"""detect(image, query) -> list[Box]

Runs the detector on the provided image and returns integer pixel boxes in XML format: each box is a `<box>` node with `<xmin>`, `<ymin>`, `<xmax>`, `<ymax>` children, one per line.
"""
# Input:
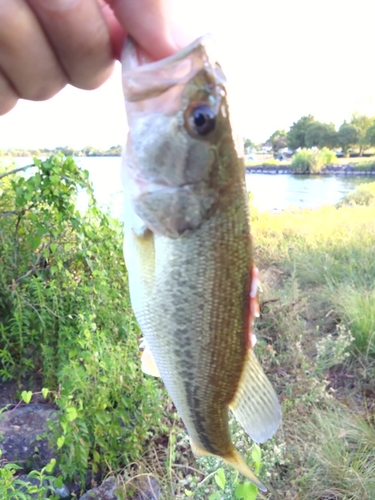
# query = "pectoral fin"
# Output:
<box><xmin>230</xmin><ymin>350</ymin><xmax>281</xmax><ymax>444</ymax></box>
<box><xmin>190</xmin><ymin>439</ymin><xmax>267</xmax><ymax>492</ymax></box>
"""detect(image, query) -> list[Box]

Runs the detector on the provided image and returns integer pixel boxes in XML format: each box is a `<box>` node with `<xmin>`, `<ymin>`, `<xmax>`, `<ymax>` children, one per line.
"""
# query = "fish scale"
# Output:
<box><xmin>121</xmin><ymin>35</ymin><xmax>281</xmax><ymax>492</ymax></box>
<box><xmin>131</xmin><ymin>192</ymin><xmax>249</xmax><ymax>456</ymax></box>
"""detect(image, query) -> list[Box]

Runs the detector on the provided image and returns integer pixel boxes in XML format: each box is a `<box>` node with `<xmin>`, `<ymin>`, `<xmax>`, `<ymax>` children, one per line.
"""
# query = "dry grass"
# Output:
<box><xmin>117</xmin><ymin>203</ymin><xmax>375</xmax><ymax>499</ymax></box>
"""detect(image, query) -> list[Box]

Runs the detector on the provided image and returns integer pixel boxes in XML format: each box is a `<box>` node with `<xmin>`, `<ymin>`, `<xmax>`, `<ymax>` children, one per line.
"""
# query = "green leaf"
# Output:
<box><xmin>54</xmin><ymin>476</ymin><xmax>64</xmax><ymax>489</ymax></box>
<box><xmin>208</xmin><ymin>494</ymin><xmax>221</xmax><ymax>500</ymax></box>
<box><xmin>44</xmin><ymin>458</ymin><xmax>56</xmax><ymax>473</ymax></box>
<box><xmin>95</xmin><ymin>412</ymin><xmax>110</xmax><ymax>426</ymax></box>
<box><xmin>66</xmin><ymin>406</ymin><xmax>78</xmax><ymax>421</ymax></box>
<box><xmin>57</xmin><ymin>436</ymin><xmax>65</xmax><ymax>449</ymax></box>
<box><xmin>41</xmin><ymin>388</ymin><xmax>49</xmax><ymax>399</ymax></box>
<box><xmin>251</xmin><ymin>444</ymin><xmax>262</xmax><ymax>466</ymax></box>
<box><xmin>214</xmin><ymin>468</ymin><xmax>226</xmax><ymax>491</ymax></box>
<box><xmin>37</xmin><ymin>225</ymin><xmax>47</xmax><ymax>236</ymax></box>
<box><xmin>235</xmin><ymin>482</ymin><xmax>258</xmax><ymax>500</ymax></box>
<box><xmin>31</xmin><ymin>235</ymin><xmax>41</xmax><ymax>250</ymax></box>
<box><xmin>21</xmin><ymin>390</ymin><xmax>33</xmax><ymax>404</ymax></box>
<box><xmin>184</xmin><ymin>489</ymin><xmax>194</xmax><ymax>497</ymax></box>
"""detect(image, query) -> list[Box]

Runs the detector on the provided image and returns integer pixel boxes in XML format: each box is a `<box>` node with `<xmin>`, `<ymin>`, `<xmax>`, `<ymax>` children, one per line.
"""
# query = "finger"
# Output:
<box><xmin>111</xmin><ymin>0</ymin><xmax>183</xmax><ymax>60</ymax></box>
<box><xmin>27</xmin><ymin>0</ymin><xmax>114</xmax><ymax>90</ymax></box>
<box><xmin>0</xmin><ymin>71</ymin><xmax>18</xmax><ymax>116</ymax></box>
<box><xmin>100</xmin><ymin>0</ymin><xmax>127</xmax><ymax>60</ymax></box>
<box><xmin>0</xmin><ymin>0</ymin><xmax>67</xmax><ymax>101</ymax></box>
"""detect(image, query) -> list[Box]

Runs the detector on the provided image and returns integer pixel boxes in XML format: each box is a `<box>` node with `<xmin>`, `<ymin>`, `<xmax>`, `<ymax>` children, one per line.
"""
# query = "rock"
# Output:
<box><xmin>131</xmin><ymin>476</ymin><xmax>160</xmax><ymax>500</ymax></box>
<box><xmin>78</xmin><ymin>475</ymin><xmax>161</xmax><ymax>500</ymax></box>
<box><xmin>79</xmin><ymin>477</ymin><xmax>118</xmax><ymax>500</ymax></box>
<box><xmin>53</xmin><ymin>481</ymin><xmax>71</xmax><ymax>498</ymax></box>
<box><xmin>0</xmin><ymin>404</ymin><xmax>59</xmax><ymax>470</ymax></box>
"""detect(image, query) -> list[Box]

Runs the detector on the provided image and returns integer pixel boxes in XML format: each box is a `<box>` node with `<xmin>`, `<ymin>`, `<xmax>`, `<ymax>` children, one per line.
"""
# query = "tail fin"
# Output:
<box><xmin>222</xmin><ymin>448</ymin><xmax>267</xmax><ymax>492</ymax></box>
<box><xmin>191</xmin><ymin>440</ymin><xmax>267</xmax><ymax>493</ymax></box>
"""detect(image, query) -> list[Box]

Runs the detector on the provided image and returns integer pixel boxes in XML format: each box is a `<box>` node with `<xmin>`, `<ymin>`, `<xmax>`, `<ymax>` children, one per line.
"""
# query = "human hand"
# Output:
<box><xmin>0</xmin><ymin>0</ymin><xmax>185</xmax><ymax>115</ymax></box>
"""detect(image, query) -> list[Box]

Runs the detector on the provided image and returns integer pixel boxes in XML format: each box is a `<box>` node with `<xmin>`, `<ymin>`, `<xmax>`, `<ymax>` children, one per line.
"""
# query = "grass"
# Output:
<box><xmin>336</xmin><ymin>155</ymin><xmax>375</xmax><ymax>167</ymax></box>
<box><xmin>294</xmin><ymin>405</ymin><xmax>375</xmax><ymax>499</ymax></box>
<box><xmin>119</xmin><ymin>201</ymin><xmax>375</xmax><ymax>499</ymax></box>
<box><xmin>2</xmin><ymin>162</ymin><xmax>375</xmax><ymax>499</ymax></box>
<box><xmin>248</xmin><ymin>202</ymin><xmax>375</xmax><ymax>498</ymax></box>
<box><xmin>246</xmin><ymin>158</ymin><xmax>290</xmax><ymax>168</ymax></box>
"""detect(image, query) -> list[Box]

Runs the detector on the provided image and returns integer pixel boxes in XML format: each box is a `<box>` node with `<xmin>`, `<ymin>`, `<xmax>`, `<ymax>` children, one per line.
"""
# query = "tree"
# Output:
<box><xmin>337</xmin><ymin>122</ymin><xmax>360</xmax><ymax>155</ymax></box>
<box><xmin>107</xmin><ymin>145</ymin><xmax>122</xmax><ymax>156</ymax></box>
<box><xmin>56</xmin><ymin>146</ymin><xmax>77</xmax><ymax>156</ymax></box>
<box><xmin>287</xmin><ymin>115</ymin><xmax>316</xmax><ymax>150</ymax></box>
<box><xmin>350</xmin><ymin>113</ymin><xmax>375</xmax><ymax>155</ymax></box>
<box><xmin>268</xmin><ymin>130</ymin><xmax>288</xmax><ymax>153</ymax></box>
<box><xmin>305</xmin><ymin>122</ymin><xmax>338</xmax><ymax>149</ymax></box>
<box><xmin>365</xmin><ymin>123</ymin><xmax>375</xmax><ymax>147</ymax></box>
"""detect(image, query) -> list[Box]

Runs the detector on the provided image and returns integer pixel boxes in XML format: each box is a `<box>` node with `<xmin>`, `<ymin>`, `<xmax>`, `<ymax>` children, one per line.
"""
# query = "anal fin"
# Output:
<box><xmin>229</xmin><ymin>350</ymin><xmax>281</xmax><ymax>444</ymax></box>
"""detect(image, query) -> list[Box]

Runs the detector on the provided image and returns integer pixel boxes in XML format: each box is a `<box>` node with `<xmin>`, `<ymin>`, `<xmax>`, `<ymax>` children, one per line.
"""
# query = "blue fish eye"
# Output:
<box><xmin>189</xmin><ymin>104</ymin><xmax>216</xmax><ymax>136</ymax></box>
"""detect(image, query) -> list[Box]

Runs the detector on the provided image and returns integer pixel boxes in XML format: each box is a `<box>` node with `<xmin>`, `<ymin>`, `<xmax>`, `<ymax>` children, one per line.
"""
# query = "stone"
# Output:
<box><xmin>54</xmin><ymin>482</ymin><xmax>71</xmax><ymax>498</ymax></box>
<box><xmin>0</xmin><ymin>404</ymin><xmax>59</xmax><ymax>470</ymax></box>
<box><xmin>79</xmin><ymin>477</ymin><xmax>118</xmax><ymax>500</ymax></box>
<box><xmin>131</xmin><ymin>476</ymin><xmax>160</xmax><ymax>500</ymax></box>
<box><xmin>78</xmin><ymin>475</ymin><xmax>161</xmax><ymax>500</ymax></box>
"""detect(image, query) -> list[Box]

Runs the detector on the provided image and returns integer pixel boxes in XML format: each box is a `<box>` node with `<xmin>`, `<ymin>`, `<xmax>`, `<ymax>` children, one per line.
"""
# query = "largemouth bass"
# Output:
<box><xmin>121</xmin><ymin>35</ymin><xmax>281</xmax><ymax>492</ymax></box>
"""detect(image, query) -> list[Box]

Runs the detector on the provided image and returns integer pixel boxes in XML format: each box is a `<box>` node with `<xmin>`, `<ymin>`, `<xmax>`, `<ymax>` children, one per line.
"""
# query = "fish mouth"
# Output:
<box><xmin>122</xmin><ymin>34</ymin><xmax>221</xmax><ymax>102</ymax></box>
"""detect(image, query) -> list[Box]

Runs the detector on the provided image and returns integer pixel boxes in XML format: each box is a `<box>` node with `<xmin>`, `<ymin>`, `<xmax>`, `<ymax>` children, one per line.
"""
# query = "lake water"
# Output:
<box><xmin>5</xmin><ymin>156</ymin><xmax>375</xmax><ymax>219</ymax></box>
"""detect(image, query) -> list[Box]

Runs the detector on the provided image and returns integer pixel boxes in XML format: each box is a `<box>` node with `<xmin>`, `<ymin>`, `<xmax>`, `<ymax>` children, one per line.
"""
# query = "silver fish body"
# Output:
<box><xmin>121</xmin><ymin>35</ymin><xmax>281</xmax><ymax>492</ymax></box>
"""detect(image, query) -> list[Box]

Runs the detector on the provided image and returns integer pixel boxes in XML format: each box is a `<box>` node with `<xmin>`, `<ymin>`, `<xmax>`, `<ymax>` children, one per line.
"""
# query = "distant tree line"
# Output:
<box><xmin>245</xmin><ymin>113</ymin><xmax>375</xmax><ymax>157</ymax></box>
<box><xmin>1</xmin><ymin>145</ymin><xmax>122</xmax><ymax>157</ymax></box>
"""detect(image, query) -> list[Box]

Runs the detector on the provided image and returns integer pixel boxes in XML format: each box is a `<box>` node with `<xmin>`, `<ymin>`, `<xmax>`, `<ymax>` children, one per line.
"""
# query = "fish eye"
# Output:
<box><xmin>188</xmin><ymin>104</ymin><xmax>216</xmax><ymax>136</ymax></box>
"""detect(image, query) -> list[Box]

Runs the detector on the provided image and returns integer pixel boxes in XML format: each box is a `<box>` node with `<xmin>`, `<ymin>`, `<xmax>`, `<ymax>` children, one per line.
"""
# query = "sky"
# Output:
<box><xmin>1</xmin><ymin>0</ymin><xmax>375</xmax><ymax>149</ymax></box>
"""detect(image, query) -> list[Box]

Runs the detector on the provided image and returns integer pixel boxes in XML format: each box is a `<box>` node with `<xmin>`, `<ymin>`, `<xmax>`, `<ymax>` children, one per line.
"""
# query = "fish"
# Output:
<box><xmin>121</xmin><ymin>34</ymin><xmax>281</xmax><ymax>493</ymax></box>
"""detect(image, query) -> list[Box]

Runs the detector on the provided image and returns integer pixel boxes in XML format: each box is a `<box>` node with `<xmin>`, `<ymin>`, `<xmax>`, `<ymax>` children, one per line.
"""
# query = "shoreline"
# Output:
<box><xmin>246</xmin><ymin>164</ymin><xmax>375</xmax><ymax>176</ymax></box>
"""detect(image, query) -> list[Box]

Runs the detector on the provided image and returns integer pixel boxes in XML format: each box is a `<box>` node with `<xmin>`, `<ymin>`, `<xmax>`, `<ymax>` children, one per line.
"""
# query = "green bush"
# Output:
<box><xmin>0</xmin><ymin>156</ymin><xmax>164</xmax><ymax>487</ymax></box>
<box><xmin>319</xmin><ymin>147</ymin><xmax>337</xmax><ymax>165</ymax></box>
<box><xmin>339</xmin><ymin>181</ymin><xmax>375</xmax><ymax>206</ymax></box>
<box><xmin>291</xmin><ymin>149</ymin><xmax>317</xmax><ymax>173</ymax></box>
<box><xmin>291</xmin><ymin>148</ymin><xmax>336</xmax><ymax>174</ymax></box>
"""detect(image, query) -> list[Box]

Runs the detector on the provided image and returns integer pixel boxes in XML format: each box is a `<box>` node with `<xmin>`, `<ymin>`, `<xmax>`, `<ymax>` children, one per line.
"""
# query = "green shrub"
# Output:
<box><xmin>339</xmin><ymin>181</ymin><xmax>375</xmax><ymax>206</ymax></box>
<box><xmin>319</xmin><ymin>147</ymin><xmax>337</xmax><ymax>165</ymax></box>
<box><xmin>0</xmin><ymin>156</ymin><xmax>164</xmax><ymax>488</ymax></box>
<box><xmin>291</xmin><ymin>149</ymin><xmax>317</xmax><ymax>173</ymax></box>
<box><xmin>291</xmin><ymin>148</ymin><xmax>337</xmax><ymax>173</ymax></box>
